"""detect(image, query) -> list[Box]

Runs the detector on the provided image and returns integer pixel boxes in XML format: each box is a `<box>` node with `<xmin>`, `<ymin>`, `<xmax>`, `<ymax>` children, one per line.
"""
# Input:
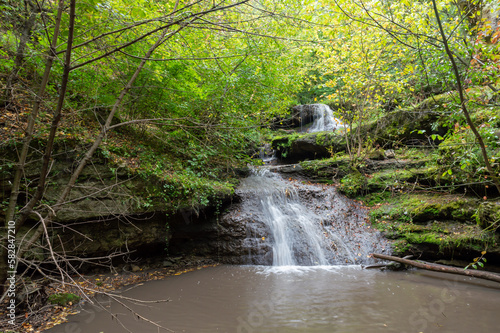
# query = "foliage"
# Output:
<box><xmin>48</xmin><ymin>293</ymin><xmax>81</xmax><ymax>307</ymax></box>
<box><xmin>465</xmin><ymin>251</ymin><xmax>487</xmax><ymax>270</ymax></box>
<box><xmin>338</xmin><ymin>168</ymin><xmax>366</xmax><ymax>197</ymax></box>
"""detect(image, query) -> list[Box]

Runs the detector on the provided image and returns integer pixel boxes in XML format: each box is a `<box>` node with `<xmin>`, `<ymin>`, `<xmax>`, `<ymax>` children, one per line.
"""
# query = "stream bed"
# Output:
<box><xmin>48</xmin><ymin>264</ymin><xmax>500</xmax><ymax>333</ymax></box>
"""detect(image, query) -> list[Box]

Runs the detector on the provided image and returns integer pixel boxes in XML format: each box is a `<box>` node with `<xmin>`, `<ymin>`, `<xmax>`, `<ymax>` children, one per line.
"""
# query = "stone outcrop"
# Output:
<box><xmin>272</xmin><ymin>132</ymin><xmax>346</xmax><ymax>162</ymax></box>
<box><xmin>0</xmin><ymin>141</ymin><xmax>237</xmax><ymax>266</ymax></box>
<box><xmin>270</xmin><ymin>104</ymin><xmax>317</xmax><ymax>130</ymax></box>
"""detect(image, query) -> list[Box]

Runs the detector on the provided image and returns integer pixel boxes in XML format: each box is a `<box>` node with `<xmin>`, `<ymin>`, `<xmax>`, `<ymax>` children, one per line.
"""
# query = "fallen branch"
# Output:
<box><xmin>371</xmin><ymin>253</ymin><xmax>500</xmax><ymax>284</ymax></box>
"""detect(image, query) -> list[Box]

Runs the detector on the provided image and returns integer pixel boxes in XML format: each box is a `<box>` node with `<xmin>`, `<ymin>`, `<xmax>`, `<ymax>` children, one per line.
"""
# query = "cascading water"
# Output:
<box><xmin>235</xmin><ymin>167</ymin><xmax>388</xmax><ymax>266</ymax></box>
<box><xmin>258</xmin><ymin>143</ymin><xmax>277</xmax><ymax>165</ymax></box>
<box><xmin>308</xmin><ymin>104</ymin><xmax>344</xmax><ymax>132</ymax></box>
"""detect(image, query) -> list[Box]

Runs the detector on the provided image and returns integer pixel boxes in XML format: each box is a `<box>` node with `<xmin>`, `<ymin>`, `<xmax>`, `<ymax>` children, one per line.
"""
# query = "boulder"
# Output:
<box><xmin>270</xmin><ymin>105</ymin><xmax>317</xmax><ymax>129</ymax></box>
<box><xmin>273</xmin><ymin>132</ymin><xmax>346</xmax><ymax>161</ymax></box>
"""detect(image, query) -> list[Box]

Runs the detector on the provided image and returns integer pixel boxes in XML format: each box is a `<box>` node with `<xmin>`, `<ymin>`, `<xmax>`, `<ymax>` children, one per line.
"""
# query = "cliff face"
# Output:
<box><xmin>0</xmin><ymin>139</ymin><xmax>239</xmax><ymax>267</ymax></box>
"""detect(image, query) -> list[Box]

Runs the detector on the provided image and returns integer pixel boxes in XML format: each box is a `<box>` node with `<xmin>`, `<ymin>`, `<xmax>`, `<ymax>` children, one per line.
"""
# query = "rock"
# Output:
<box><xmin>131</xmin><ymin>264</ymin><xmax>141</xmax><ymax>272</ymax></box>
<box><xmin>367</xmin><ymin>149</ymin><xmax>385</xmax><ymax>160</ymax></box>
<box><xmin>270</xmin><ymin>105</ymin><xmax>317</xmax><ymax>129</ymax></box>
<box><xmin>162</xmin><ymin>260</ymin><xmax>174</xmax><ymax>267</ymax></box>
<box><xmin>288</xmin><ymin>132</ymin><xmax>346</xmax><ymax>161</ymax></box>
<box><xmin>385</xmin><ymin>149</ymin><xmax>396</xmax><ymax>159</ymax></box>
<box><xmin>276</xmin><ymin>164</ymin><xmax>303</xmax><ymax>173</ymax></box>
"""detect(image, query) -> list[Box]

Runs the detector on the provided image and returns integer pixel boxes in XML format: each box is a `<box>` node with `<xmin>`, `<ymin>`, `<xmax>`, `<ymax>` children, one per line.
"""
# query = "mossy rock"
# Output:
<box><xmin>369</xmin><ymin>194</ymin><xmax>479</xmax><ymax>224</ymax></box>
<box><xmin>363</xmin><ymin>92</ymin><xmax>460</xmax><ymax>146</ymax></box>
<box><xmin>338</xmin><ymin>168</ymin><xmax>367</xmax><ymax>197</ymax></box>
<box><xmin>270</xmin><ymin>131</ymin><xmax>346</xmax><ymax>161</ymax></box>
<box><xmin>299</xmin><ymin>156</ymin><xmax>351</xmax><ymax>181</ymax></box>
<box><xmin>476</xmin><ymin>202</ymin><xmax>500</xmax><ymax>231</ymax></box>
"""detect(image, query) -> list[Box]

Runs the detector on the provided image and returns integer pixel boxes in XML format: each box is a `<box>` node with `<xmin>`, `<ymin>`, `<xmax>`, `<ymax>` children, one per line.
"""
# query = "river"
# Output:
<box><xmin>48</xmin><ymin>264</ymin><xmax>500</xmax><ymax>333</ymax></box>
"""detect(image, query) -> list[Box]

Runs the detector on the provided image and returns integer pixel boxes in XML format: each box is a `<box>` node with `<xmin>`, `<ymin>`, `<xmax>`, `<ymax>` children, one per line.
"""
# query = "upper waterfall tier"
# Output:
<box><xmin>308</xmin><ymin>104</ymin><xmax>344</xmax><ymax>132</ymax></box>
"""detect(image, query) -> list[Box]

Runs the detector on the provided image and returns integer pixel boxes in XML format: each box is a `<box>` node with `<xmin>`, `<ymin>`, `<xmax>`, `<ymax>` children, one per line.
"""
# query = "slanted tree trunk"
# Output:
<box><xmin>372</xmin><ymin>253</ymin><xmax>500</xmax><ymax>284</ymax></box>
<box><xmin>17</xmin><ymin>26</ymin><xmax>174</xmax><ymax>261</ymax></box>
<box><xmin>431</xmin><ymin>0</ymin><xmax>500</xmax><ymax>194</ymax></box>
<box><xmin>0</xmin><ymin>0</ymin><xmax>66</xmax><ymax>296</ymax></box>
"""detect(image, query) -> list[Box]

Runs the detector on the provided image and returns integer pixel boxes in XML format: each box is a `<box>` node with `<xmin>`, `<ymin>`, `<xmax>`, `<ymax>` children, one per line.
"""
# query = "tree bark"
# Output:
<box><xmin>0</xmin><ymin>0</ymin><xmax>66</xmax><ymax>296</ymax></box>
<box><xmin>372</xmin><ymin>253</ymin><xmax>500</xmax><ymax>284</ymax></box>
<box><xmin>17</xmin><ymin>22</ymin><xmax>175</xmax><ymax>262</ymax></box>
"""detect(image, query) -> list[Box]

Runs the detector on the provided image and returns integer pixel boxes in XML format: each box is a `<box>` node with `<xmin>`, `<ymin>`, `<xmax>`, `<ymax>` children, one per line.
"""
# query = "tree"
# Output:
<box><xmin>0</xmin><ymin>0</ymin><xmax>311</xmax><ymax>304</ymax></box>
<box><xmin>305</xmin><ymin>0</ymin><xmax>499</xmax><ymax>188</ymax></box>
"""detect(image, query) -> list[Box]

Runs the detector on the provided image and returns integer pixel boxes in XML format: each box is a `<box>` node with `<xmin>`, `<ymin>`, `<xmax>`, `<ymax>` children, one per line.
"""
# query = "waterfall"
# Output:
<box><xmin>308</xmin><ymin>104</ymin><xmax>344</xmax><ymax>132</ymax></box>
<box><xmin>258</xmin><ymin>143</ymin><xmax>277</xmax><ymax>165</ymax></box>
<box><xmin>236</xmin><ymin>167</ymin><xmax>388</xmax><ymax>266</ymax></box>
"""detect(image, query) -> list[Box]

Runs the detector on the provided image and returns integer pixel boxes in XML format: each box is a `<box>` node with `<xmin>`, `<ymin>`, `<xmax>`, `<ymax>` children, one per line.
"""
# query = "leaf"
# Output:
<box><xmin>478</xmin><ymin>262</ymin><xmax>484</xmax><ymax>267</ymax></box>
<box><xmin>481</xmin><ymin>251</ymin><xmax>487</xmax><ymax>255</ymax></box>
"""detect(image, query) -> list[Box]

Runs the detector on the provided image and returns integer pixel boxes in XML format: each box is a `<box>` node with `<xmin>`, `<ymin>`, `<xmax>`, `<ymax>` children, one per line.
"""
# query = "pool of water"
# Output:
<box><xmin>47</xmin><ymin>265</ymin><xmax>500</xmax><ymax>333</ymax></box>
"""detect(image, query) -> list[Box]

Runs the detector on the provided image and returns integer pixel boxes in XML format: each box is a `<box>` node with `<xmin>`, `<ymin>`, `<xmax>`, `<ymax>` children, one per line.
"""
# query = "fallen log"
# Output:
<box><xmin>371</xmin><ymin>253</ymin><xmax>500</xmax><ymax>284</ymax></box>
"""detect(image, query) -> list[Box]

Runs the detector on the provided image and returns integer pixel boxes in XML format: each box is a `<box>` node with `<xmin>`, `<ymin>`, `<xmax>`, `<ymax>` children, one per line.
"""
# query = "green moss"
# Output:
<box><xmin>370</xmin><ymin>193</ymin><xmax>496</xmax><ymax>255</ymax></box>
<box><xmin>369</xmin><ymin>194</ymin><xmax>478</xmax><ymax>225</ymax></box>
<box><xmin>392</xmin><ymin>239</ymin><xmax>411</xmax><ymax>255</ymax></box>
<box><xmin>338</xmin><ymin>168</ymin><xmax>367</xmax><ymax>197</ymax></box>
<box><xmin>476</xmin><ymin>202</ymin><xmax>500</xmax><ymax>231</ymax></box>
<box><xmin>48</xmin><ymin>293</ymin><xmax>81</xmax><ymax>306</ymax></box>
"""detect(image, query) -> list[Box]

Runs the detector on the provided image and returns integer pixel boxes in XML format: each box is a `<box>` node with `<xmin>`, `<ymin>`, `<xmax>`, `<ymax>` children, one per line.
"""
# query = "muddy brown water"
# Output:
<box><xmin>47</xmin><ymin>265</ymin><xmax>500</xmax><ymax>333</ymax></box>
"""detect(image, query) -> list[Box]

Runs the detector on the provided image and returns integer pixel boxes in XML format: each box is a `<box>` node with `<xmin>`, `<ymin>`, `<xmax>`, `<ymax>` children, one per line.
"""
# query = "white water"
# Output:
<box><xmin>308</xmin><ymin>104</ymin><xmax>344</xmax><ymax>132</ymax></box>
<box><xmin>237</xmin><ymin>167</ymin><xmax>388</xmax><ymax>266</ymax></box>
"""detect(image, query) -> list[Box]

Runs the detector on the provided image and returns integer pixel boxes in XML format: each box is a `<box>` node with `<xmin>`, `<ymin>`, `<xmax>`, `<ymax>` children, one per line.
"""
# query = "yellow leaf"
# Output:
<box><xmin>481</xmin><ymin>251</ymin><xmax>487</xmax><ymax>255</ymax></box>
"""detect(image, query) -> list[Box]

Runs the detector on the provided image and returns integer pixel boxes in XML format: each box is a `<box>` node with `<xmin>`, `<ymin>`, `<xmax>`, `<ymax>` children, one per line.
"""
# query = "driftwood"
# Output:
<box><xmin>371</xmin><ymin>253</ymin><xmax>500</xmax><ymax>284</ymax></box>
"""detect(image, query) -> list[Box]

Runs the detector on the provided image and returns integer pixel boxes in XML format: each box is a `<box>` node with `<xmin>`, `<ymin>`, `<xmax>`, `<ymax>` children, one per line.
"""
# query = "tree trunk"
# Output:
<box><xmin>2</xmin><ymin>0</ymin><xmax>37</xmax><ymax>107</ymax></box>
<box><xmin>431</xmin><ymin>0</ymin><xmax>500</xmax><ymax>194</ymax></box>
<box><xmin>17</xmin><ymin>28</ymin><xmax>173</xmax><ymax>261</ymax></box>
<box><xmin>0</xmin><ymin>0</ymin><xmax>66</xmax><ymax>297</ymax></box>
<box><xmin>372</xmin><ymin>253</ymin><xmax>500</xmax><ymax>284</ymax></box>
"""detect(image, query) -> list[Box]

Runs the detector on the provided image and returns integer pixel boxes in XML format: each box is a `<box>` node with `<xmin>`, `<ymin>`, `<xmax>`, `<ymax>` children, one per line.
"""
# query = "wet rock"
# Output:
<box><xmin>270</xmin><ymin>105</ymin><xmax>317</xmax><ymax>129</ymax></box>
<box><xmin>276</xmin><ymin>164</ymin><xmax>303</xmax><ymax>174</ymax></box>
<box><xmin>162</xmin><ymin>260</ymin><xmax>174</xmax><ymax>267</ymax></box>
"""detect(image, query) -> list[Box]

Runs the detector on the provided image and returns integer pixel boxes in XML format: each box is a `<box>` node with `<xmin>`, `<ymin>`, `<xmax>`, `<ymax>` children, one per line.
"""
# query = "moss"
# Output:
<box><xmin>270</xmin><ymin>132</ymin><xmax>302</xmax><ymax>158</ymax></box>
<box><xmin>476</xmin><ymin>202</ymin><xmax>500</xmax><ymax>231</ymax></box>
<box><xmin>369</xmin><ymin>194</ymin><xmax>478</xmax><ymax>225</ymax></box>
<box><xmin>369</xmin><ymin>192</ymin><xmax>497</xmax><ymax>255</ymax></box>
<box><xmin>366</xmin><ymin>168</ymin><xmax>418</xmax><ymax>193</ymax></box>
<box><xmin>392</xmin><ymin>239</ymin><xmax>411</xmax><ymax>255</ymax></box>
<box><xmin>338</xmin><ymin>168</ymin><xmax>367</xmax><ymax>197</ymax></box>
<box><xmin>48</xmin><ymin>293</ymin><xmax>81</xmax><ymax>306</ymax></box>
